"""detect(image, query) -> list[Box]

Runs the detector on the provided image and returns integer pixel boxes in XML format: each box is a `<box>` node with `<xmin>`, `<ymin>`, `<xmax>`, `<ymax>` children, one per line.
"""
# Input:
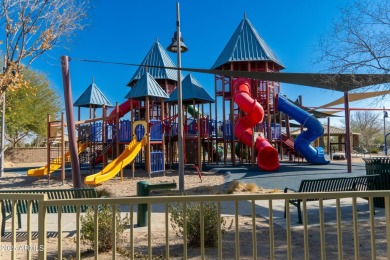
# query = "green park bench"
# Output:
<box><xmin>0</xmin><ymin>188</ymin><xmax>98</xmax><ymax>236</ymax></box>
<box><xmin>284</xmin><ymin>175</ymin><xmax>379</xmax><ymax>224</ymax></box>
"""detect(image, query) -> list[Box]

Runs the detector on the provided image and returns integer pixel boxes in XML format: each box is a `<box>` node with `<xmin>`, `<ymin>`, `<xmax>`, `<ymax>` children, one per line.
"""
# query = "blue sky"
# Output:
<box><xmin>30</xmin><ymin>0</ymin><xmax>382</xmax><ymax>125</ymax></box>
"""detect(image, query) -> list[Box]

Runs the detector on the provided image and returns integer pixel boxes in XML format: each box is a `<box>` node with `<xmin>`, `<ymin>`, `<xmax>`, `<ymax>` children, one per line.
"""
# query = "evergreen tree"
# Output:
<box><xmin>4</xmin><ymin>69</ymin><xmax>61</xmax><ymax>147</ymax></box>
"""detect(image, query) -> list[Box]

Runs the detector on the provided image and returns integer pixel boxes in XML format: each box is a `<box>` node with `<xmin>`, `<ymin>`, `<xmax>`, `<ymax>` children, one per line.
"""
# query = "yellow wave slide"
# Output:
<box><xmin>27</xmin><ymin>142</ymin><xmax>88</xmax><ymax>177</ymax></box>
<box><xmin>84</xmin><ymin>136</ymin><xmax>147</xmax><ymax>185</ymax></box>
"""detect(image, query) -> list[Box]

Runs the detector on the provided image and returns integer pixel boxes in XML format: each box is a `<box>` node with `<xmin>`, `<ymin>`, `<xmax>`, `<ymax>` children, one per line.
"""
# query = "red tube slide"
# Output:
<box><xmin>109</xmin><ymin>99</ymin><xmax>139</xmax><ymax>120</ymax></box>
<box><xmin>233</xmin><ymin>79</ymin><xmax>279</xmax><ymax>171</ymax></box>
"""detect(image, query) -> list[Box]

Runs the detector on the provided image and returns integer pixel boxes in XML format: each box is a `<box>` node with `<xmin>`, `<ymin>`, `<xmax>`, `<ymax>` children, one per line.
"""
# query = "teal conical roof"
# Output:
<box><xmin>125</xmin><ymin>72</ymin><xmax>169</xmax><ymax>100</ymax></box>
<box><xmin>127</xmin><ymin>40</ymin><xmax>182</xmax><ymax>86</ymax></box>
<box><xmin>211</xmin><ymin>15</ymin><xmax>285</xmax><ymax>69</ymax></box>
<box><xmin>73</xmin><ymin>81</ymin><xmax>112</xmax><ymax>107</ymax></box>
<box><xmin>167</xmin><ymin>74</ymin><xmax>214</xmax><ymax>104</ymax></box>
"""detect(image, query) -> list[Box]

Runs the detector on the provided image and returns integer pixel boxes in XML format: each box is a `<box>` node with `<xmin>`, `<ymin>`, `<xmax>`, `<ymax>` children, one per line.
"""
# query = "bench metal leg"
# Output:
<box><xmin>284</xmin><ymin>200</ymin><xmax>303</xmax><ymax>224</ymax></box>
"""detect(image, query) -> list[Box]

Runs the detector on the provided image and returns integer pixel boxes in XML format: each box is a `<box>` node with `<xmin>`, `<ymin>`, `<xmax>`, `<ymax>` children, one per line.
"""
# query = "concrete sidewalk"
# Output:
<box><xmin>204</xmin><ymin>161</ymin><xmax>368</xmax><ymax>191</ymax></box>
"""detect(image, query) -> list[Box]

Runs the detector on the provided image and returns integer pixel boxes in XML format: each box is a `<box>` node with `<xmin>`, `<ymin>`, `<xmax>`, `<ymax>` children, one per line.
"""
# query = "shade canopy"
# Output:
<box><xmin>318</xmin><ymin>90</ymin><xmax>390</xmax><ymax>108</ymax></box>
<box><xmin>160</xmin><ymin>66</ymin><xmax>390</xmax><ymax>92</ymax></box>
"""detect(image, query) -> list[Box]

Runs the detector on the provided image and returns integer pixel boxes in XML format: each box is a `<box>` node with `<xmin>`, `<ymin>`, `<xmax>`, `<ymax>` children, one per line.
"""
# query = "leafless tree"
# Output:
<box><xmin>315</xmin><ymin>0</ymin><xmax>389</xmax><ymax>92</ymax></box>
<box><xmin>0</xmin><ymin>0</ymin><xmax>91</xmax><ymax>93</ymax></box>
<box><xmin>349</xmin><ymin>111</ymin><xmax>382</xmax><ymax>149</ymax></box>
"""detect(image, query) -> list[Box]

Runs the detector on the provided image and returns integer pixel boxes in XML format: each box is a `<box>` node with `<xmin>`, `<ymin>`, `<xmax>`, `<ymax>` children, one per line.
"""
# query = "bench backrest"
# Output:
<box><xmin>0</xmin><ymin>188</ymin><xmax>98</xmax><ymax>214</ymax></box>
<box><xmin>298</xmin><ymin>175</ymin><xmax>378</xmax><ymax>193</ymax></box>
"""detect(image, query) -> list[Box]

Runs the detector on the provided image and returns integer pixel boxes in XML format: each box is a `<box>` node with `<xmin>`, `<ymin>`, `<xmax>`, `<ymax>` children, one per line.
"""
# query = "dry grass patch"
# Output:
<box><xmin>227</xmin><ymin>180</ymin><xmax>281</xmax><ymax>194</ymax></box>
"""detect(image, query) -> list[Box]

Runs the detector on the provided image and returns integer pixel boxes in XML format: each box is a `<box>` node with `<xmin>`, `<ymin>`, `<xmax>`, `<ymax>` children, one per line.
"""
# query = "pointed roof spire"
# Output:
<box><xmin>125</xmin><ymin>72</ymin><xmax>169</xmax><ymax>100</ymax></box>
<box><xmin>166</xmin><ymin>74</ymin><xmax>214</xmax><ymax>104</ymax></box>
<box><xmin>211</xmin><ymin>16</ymin><xmax>285</xmax><ymax>69</ymax></box>
<box><xmin>127</xmin><ymin>40</ymin><xmax>182</xmax><ymax>86</ymax></box>
<box><xmin>74</xmin><ymin>81</ymin><xmax>112</xmax><ymax>107</ymax></box>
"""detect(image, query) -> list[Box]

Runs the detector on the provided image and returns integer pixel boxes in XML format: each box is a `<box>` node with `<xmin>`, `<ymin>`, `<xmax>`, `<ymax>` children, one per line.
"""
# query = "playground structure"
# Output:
<box><xmin>210</xmin><ymin>16</ymin><xmax>329</xmax><ymax>167</ymax></box>
<box><xmin>84</xmin><ymin>135</ymin><xmax>147</xmax><ymax>185</ymax></box>
<box><xmin>27</xmin><ymin>15</ymin><xmax>332</xmax><ymax>183</ymax></box>
<box><xmin>232</xmin><ymin>78</ymin><xmax>279</xmax><ymax>171</ymax></box>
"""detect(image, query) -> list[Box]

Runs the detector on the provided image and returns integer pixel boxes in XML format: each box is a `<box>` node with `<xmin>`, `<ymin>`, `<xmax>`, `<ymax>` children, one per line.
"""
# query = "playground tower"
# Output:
<box><xmin>127</xmin><ymin>40</ymin><xmax>214</xmax><ymax>173</ymax></box>
<box><xmin>73</xmin><ymin>80</ymin><xmax>113</xmax><ymax>168</ymax></box>
<box><xmin>211</xmin><ymin>14</ymin><xmax>285</xmax><ymax>166</ymax></box>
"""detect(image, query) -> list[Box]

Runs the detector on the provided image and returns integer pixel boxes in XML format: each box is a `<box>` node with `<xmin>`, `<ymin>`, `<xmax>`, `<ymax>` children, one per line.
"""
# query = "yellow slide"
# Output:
<box><xmin>27</xmin><ymin>142</ymin><xmax>88</xmax><ymax>177</ymax></box>
<box><xmin>84</xmin><ymin>136</ymin><xmax>147</xmax><ymax>185</ymax></box>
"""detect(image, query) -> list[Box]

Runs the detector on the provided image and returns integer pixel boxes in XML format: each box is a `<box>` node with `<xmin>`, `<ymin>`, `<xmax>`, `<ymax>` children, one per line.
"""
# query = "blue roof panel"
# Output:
<box><xmin>167</xmin><ymin>74</ymin><xmax>214</xmax><ymax>103</ymax></box>
<box><xmin>211</xmin><ymin>16</ymin><xmax>285</xmax><ymax>69</ymax></box>
<box><xmin>125</xmin><ymin>72</ymin><xmax>169</xmax><ymax>100</ymax></box>
<box><xmin>73</xmin><ymin>82</ymin><xmax>112</xmax><ymax>107</ymax></box>
<box><xmin>128</xmin><ymin>40</ymin><xmax>182</xmax><ymax>86</ymax></box>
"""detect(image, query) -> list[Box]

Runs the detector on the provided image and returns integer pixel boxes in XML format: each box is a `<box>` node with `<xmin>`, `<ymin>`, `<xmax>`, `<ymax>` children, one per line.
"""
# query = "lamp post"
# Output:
<box><xmin>384</xmin><ymin>107</ymin><xmax>388</xmax><ymax>155</ymax></box>
<box><xmin>167</xmin><ymin>2</ymin><xmax>188</xmax><ymax>192</ymax></box>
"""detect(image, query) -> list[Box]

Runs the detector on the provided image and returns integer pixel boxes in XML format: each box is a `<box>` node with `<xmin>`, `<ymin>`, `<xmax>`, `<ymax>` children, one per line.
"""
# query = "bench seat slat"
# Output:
<box><xmin>284</xmin><ymin>175</ymin><xmax>379</xmax><ymax>224</ymax></box>
<box><xmin>0</xmin><ymin>188</ymin><xmax>98</xmax><ymax>235</ymax></box>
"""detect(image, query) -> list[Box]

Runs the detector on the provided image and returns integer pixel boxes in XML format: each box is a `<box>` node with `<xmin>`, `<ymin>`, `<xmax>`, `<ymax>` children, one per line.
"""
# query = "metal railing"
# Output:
<box><xmin>1</xmin><ymin>191</ymin><xmax>390</xmax><ymax>259</ymax></box>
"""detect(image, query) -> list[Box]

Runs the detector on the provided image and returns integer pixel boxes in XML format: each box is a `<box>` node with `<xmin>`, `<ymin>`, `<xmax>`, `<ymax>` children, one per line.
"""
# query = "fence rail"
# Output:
<box><xmin>1</xmin><ymin>191</ymin><xmax>390</xmax><ymax>259</ymax></box>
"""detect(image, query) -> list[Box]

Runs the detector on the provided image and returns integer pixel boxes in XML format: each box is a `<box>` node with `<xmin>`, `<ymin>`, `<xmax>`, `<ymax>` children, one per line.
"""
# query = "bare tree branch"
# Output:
<box><xmin>315</xmin><ymin>2</ymin><xmax>389</xmax><ymax>71</ymax></box>
<box><xmin>0</xmin><ymin>0</ymin><xmax>91</xmax><ymax>93</ymax></box>
<box><xmin>314</xmin><ymin>0</ymin><xmax>389</xmax><ymax>100</ymax></box>
<box><xmin>350</xmin><ymin>111</ymin><xmax>383</xmax><ymax>149</ymax></box>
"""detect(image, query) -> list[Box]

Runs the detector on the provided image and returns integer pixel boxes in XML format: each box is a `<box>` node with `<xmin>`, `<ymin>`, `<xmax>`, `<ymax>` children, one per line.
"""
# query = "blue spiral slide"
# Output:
<box><xmin>277</xmin><ymin>95</ymin><xmax>329</xmax><ymax>164</ymax></box>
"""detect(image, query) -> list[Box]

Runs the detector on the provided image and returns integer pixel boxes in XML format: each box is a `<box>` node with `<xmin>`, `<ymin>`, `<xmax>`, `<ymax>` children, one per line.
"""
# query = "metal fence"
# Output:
<box><xmin>1</xmin><ymin>191</ymin><xmax>390</xmax><ymax>259</ymax></box>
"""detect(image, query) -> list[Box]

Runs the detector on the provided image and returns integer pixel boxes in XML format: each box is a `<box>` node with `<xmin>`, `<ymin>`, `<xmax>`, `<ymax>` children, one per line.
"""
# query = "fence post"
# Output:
<box><xmin>38</xmin><ymin>194</ymin><xmax>48</xmax><ymax>260</ymax></box>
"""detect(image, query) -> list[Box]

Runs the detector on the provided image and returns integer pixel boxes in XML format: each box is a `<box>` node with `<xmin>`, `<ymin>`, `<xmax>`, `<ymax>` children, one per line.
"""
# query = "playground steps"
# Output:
<box><xmin>281</xmin><ymin>133</ymin><xmax>294</xmax><ymax>150</ymax></box>
<box><xmin>281</xmin><ymin>133</ymin><xmax>303</xmax><ymax>161</ymax></box>
<box><xmin>91</xmin><ymin>137</ymin><xmax>116</xmax><ymax>166</ymax></box>
<box><xmin>77</xmin><ymin>128</ymin><xmax>117</xmax><ymax>166</ymax></box>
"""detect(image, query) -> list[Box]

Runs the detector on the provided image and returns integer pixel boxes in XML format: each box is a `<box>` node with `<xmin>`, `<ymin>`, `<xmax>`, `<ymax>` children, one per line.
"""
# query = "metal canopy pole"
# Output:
<box><xmin>344</xmin><ymin>91</ymin><xmax>352</xmax><ymax>173</ymax></box>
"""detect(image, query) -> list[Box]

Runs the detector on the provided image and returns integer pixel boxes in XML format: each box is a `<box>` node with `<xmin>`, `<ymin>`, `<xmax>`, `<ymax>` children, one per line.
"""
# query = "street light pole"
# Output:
<box><xmin>167</xmin><ymin>2</ymin><xmax>188</xmax><ymax>192</ymax></box>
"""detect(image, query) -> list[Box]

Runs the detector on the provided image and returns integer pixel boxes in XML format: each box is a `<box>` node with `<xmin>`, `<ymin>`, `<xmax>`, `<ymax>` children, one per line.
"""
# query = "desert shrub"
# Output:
<box><xmin>227</xmin><ymin>180</ymin><xmax>240</xmax><ymax>194</ymax></box>
<box><xmin>169</xmin><ymin>202</ymin><xmax>231</xmax><ymax>247</ymax></box>
<box><xmin>370</xmin><ymin>147</ymin><xmax>379</xmax><ymax>154</ymax></box>
<box><xmin>96</xmin><ymin>187</ymin><xmax>114</xmax><ymax>197</ymax></box>
<box><xmin>245</xmin><ymin>183</ymin><xmax>258</xmax><ymax>192</ymax></box>
<box><xmin>81</xmin><ymin>205</ymin><xmax>129</xmax><ymax>252</ymax></box>
<box><xmin>227</xmin><ymin>181</ymin><xmax>259</xmax><ymax>193</ymax></box>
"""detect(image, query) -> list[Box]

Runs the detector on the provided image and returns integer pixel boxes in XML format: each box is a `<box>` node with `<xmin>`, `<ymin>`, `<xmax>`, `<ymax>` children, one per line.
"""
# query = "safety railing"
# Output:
<box><xmin>1</xmin><ymin>191</ymin><xmax>390</xmax><ymax>259</ymax></box>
